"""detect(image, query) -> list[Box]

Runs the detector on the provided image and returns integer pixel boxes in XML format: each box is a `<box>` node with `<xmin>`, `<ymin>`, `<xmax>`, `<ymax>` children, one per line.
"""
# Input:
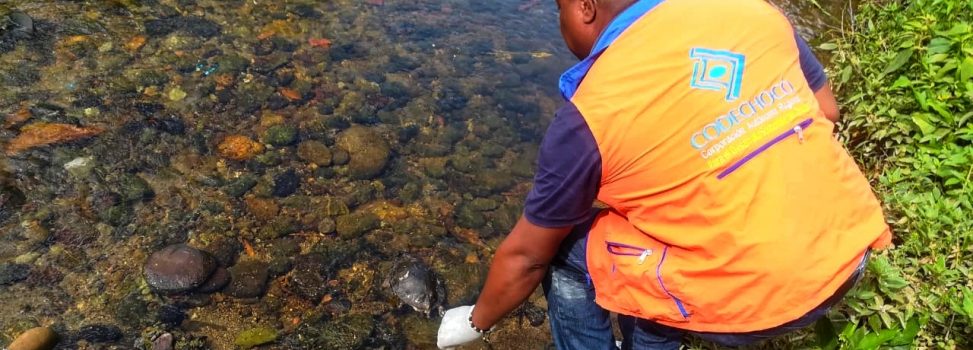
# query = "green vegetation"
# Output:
<box><xmin>819</xmin><ymin>0</ymin><xmax>973</xmax><ymax>347</ymax></box>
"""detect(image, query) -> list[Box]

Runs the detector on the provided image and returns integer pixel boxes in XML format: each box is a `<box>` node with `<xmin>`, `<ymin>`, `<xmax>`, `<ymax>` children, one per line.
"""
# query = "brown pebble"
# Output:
<box><xmin>8</xmin><ymin>327</ymin><xmax>58</xmax><ymax>350</ymax></box>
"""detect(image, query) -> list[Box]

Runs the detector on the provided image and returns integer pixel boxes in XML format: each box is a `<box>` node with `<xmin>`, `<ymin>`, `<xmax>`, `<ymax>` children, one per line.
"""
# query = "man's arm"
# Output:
<box><xmin>794</xmin><ymin>33</ymin><xmax>840</xmax><ymax>122</ymax></box>
<box><xmin>437</xmin><ymin>102</ymin><xmax>600</xmax><ymax>348</ymax></box>
<box><xmin>814</xmin><ymin>83</ymin><xmax>840</xmax><ymax>122</ymax></box>
<box><xmin>470</xmin><ymin>216</ymin><xmax>573</xmax><ymax>329</ymax></box>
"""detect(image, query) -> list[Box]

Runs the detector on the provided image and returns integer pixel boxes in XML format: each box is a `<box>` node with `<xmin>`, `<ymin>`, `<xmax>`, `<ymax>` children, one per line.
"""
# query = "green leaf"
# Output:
<box><xmin>887</xmin><ymin>317</ymin><xmax>921</xmax><ymax>345</ymax></box>
<box><xmin>815</xmin><ymin>317</ymin><xmax>840</xmax><ymax>350</ymax></box>
<box><xmin>963</xmin><ymin>288</ymin><xmax>973</xmax><ymax>318</ymax></box>
<box><xmin>840</xmin><ymin>66</ymin><xmax>853</xmax><ymax>84</ymax></box>
<box><xmin>912</xmin><ymin>114</ymin><xmax>937</xmax><ymax>135</ymax></box>
<box><xmin>926</xmin><ymin>37</ymin><xmax>953</xmax><ymax>54</ymax></box>
<box><xmin>960</xmin><ymin>57</ymin><xmax>973</xmax><ymax>83</ymax></box>
<box><xmin>890</xmin><ymin>75</ymin><xmax>911</xmax><ymax>89</ymax></box>
<box><xmin>937</xmin><ymin>22</ymin><xmax>971</xmax><ymax>37</ymax></box>
<box><xmin>859</xmin><ymin>330</ymin><xmax>897</xmax><ymax>349</ymax></box>
<box><xmin>819</xmin><ymin>42</ymin><xmax>839</xmax><ymax>51</ymax></box>
<box><xmin>882</xmin><ymin>48</ymin><xmax>914</xmax><ymax>76</ymax></box>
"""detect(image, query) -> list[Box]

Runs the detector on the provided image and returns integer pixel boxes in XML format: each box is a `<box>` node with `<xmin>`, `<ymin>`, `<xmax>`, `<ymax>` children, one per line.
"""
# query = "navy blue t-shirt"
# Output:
<box><xmin>523</xmin><ymin>33</ymin><xmax>828</xmax><ymax>228</ymax></box>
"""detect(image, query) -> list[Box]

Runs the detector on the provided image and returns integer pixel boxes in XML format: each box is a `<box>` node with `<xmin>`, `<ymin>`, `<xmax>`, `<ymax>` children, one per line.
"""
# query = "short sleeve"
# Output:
<box><xmin>523</xmin><ymin>102</ymin><xmax>602</xmax><ymax>228</ymax></box>
<box><xmin>794</xmin><ymin>33</ymin><xmax>828</xmax><ymax>92</ymax></box>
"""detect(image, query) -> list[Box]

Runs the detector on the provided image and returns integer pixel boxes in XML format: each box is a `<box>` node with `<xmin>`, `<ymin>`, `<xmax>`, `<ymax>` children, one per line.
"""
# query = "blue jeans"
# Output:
<box><xmin>542</xmin><ymin>211</ymin><xmax>869</xmax><ymax>349</ymax></box>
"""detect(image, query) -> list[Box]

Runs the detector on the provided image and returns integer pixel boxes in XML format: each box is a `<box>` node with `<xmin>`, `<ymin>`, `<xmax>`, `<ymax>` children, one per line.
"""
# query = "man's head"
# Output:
<box><xmin>555</xmin><ymin>0</ymin><xmax>637</xmax><ymax>59</ymax></box>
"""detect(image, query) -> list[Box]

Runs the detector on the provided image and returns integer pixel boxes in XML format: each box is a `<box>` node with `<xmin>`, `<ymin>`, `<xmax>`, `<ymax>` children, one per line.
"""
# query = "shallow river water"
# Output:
<box><xmin>0</xmin><ymin>1</ymin><xmax>844</xmax><ymax>349</ymax></box>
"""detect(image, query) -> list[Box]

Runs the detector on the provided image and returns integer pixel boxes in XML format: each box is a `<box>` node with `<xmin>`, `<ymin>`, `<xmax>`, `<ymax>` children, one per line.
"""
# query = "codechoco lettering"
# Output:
<box><xmin>687</xmin><ymin>79</ymin><xmax>811</xmax><ymax>169</ymax></box>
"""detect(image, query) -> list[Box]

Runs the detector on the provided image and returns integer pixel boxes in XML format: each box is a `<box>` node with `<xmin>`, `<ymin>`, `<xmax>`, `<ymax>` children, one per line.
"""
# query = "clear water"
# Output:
<box><xmin>0</xmin><ymin>1</ymin><xmax>841</xmax><ymax>349</ymax></box>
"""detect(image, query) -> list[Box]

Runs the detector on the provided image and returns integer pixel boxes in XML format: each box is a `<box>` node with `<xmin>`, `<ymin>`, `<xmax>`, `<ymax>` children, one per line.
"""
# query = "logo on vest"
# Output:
<box><xmin>690</xmin><ymin>48</ymin><xmax>746</xmax><ymax>101</ymax></box>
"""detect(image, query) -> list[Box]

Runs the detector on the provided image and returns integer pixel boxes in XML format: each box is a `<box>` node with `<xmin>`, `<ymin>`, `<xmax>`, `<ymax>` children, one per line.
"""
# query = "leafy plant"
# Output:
<box><xmin>818</xmin><ymin>0</ymin><xmax>973</xmax><ymax>347</ymax></box>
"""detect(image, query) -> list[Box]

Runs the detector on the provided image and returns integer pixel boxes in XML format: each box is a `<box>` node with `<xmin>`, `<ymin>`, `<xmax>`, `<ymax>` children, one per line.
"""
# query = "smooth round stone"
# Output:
<box><xmin>144</xmin><ymin>244</ymin><xmax>217</xmax><ymax>294</ymax></box>
<box><xmin>336</xmin><ymin>126</ymin><xmax>390</xmax><ymax>179</ymax></box>
<box><xmin>152</xmin><ymin>333</ymin><xmax>174</xmax><ymax>350</ymax></box>
<box><xmin>8</xmin><ymin>327</ymin><xmax>58</xmax><ymax>350</ymax></box>
<box><xmin>195</xmin><ymin>267</ymin><xmax>230</xmax><ymax>293</ymax></box>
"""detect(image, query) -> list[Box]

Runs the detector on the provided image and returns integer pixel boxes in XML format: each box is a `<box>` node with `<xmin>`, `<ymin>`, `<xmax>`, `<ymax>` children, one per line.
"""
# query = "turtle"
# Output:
<box><xmin>386</xmin><ymin>255</ymin><xmax>446</xmax><ymax>317</ymax></box>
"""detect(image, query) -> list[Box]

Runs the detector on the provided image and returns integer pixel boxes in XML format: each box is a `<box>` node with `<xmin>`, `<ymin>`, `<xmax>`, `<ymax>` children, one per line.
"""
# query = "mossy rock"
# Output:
<box><xmin>297</xmin><ymin>140</ymin><xmax>332</xmax><ymax>166</ymax></box>
<box><xmin>223</xmin><ymin>174</ymin><xmax>257</xmax><ymax>197</ymax></box>
<box><xmin>336</xmin><ymin>126</ymin><xmax>390</xmax><ymax>180</ymax></box>
<box><xmin>319</xmin><ymin>196</ymin><xmax>350</xmax><ymax>217</ymax></box>
<box><xmin>454</xmin><ymin>202</ymin><xmax>485</xmax><ymax>229</ymax></box>
<box><xmin>262</xmin><ymin>125</ymin><xmax>298</xmax><ymax>146</ymax></box>
<box><xmin>419</xmin><ymin>158</ymin><xmax>447</xmax><ymax>178</ymax></box>
<box><xmin>257</xmin><ymin>217</ymin><xmax>297</xmax><ymax>240</ymax></box>
<box><xmin>119</xmin><ymin>174</ymin><xmax>153</xmax><ymax>202</ymax></box>
<box><xmin>318</xmin><ymin>314</ymin><xmax>374</xmax><ymax>350</ymax></box>
<box><xmin>234</xmin><ymin>327</ymin><xmax>278</xmax><ymax>349</ymax></box>
<box><xmin>215</xmin><ymin>54</ymin><xmax>250</xmax><ymax>74</ymax></box>
<box><xmin>470</xmin><ymin>198</ymin><xmax>498</xmax><ymax>211</ymax></box>
<box><xmin>335</xmin><ymin>212</ymin><xmax>380</xmax><ymax>239</ymax></box>
<box><xmin>474</xmin><ymin>170</ymin><xmax>515</xmax><ymax>194</ymax></box>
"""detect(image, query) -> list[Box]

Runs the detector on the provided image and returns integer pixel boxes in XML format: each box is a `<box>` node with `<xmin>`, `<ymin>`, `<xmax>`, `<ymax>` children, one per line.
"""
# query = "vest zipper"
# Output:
<box><xmin>717</xmin><ymin>118</ymin><xmax>814</xmax><ymax>179</ymax></box>
<box><xmin>606</xmin><ymin>241</ymin><xmax>653</xmax><ymax>263</ymax></box>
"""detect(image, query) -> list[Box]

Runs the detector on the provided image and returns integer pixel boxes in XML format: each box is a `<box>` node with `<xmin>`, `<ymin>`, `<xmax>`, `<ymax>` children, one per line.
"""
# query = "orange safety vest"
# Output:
<box><xmin>574</xmin><ymin>0</ymin><xmax>892</xmax><ymax>333</ymax></box>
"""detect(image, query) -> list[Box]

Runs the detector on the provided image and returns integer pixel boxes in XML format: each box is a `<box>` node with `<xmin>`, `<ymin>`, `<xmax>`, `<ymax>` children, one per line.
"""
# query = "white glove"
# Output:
<box><xmin>437</xmin><ymin>305</ymin><xmax>483</xmax><ymax>349</ymax></box>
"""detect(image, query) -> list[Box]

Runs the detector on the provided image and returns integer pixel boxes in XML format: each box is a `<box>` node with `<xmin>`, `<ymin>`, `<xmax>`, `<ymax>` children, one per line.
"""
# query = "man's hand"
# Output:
<box><xmin>437</xmin><ymin>305</ymin><xmax>481</xmax><ymax>349</ymax></box>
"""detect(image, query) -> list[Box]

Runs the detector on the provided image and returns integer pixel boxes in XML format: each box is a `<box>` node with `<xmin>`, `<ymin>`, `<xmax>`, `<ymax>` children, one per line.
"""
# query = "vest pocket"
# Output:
<box><xmin>717</xmin><ymin>118</ymin><xmax>814</xmax><ymax>179</ymax></box>
<box><xmin>605</xmin><ymin>241</ymin><xmax>691</xmax><ymax>321</ymax></box>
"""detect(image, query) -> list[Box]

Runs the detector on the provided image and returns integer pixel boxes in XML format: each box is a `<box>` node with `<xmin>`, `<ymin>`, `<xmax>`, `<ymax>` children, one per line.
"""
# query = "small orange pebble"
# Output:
<box><xmin>321</xmin><ymin>294</ymin><xmax>333</xmax><ymax>304</ymax></box>
<box><xmin>125</xmin><ymin>35</ymin><xmax>147</xmax><ymax>52</ymax></box>
<box><xmin>214</xmin><ymin>73</ymin><xmax>234</xmax><ymax>88</ymax></box>
<box><xmin>257</xmin><ymin>30</ymin><xmax>276</xmax><ymax>40</ymax></box>
<box><xmin>241</xmin><ymin>238</ymin><xmax>256</xmax><ymax>257</ymax></box>
<box><xmin>217</xmin><ymin>135</ymin><xmax>264</xmax><ymax>160</ymax></box>
<box><xmin>143</xmin><ymin>86</ymin><xmax>159</xmax><ymax>96</ymax></box>
<box><xmin>279</xmin><ymin>87</ymin><xmax>302</xmax><ymax>101</ymax></box>
<box><xmin>64</xmin><ymin>35</ymin><xmax>89</xmax><ymax>45</ymax></box>
<box><xmin>308</xmin><ymin>37</ymin><xmax>332</xmax><ymax>48</ymax></box>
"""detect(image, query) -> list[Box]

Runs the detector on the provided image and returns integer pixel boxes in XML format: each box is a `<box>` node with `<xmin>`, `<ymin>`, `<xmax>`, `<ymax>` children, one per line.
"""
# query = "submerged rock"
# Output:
<box><xmin>225</xmin><ymin>260</ymin><xmax>270</xmax><ymax>298</ymax></box>
<box><xmin>152</xmin><ymin>333</ymin><xmax>174</xmax><ymax>350</ymax></box>
<box><xmin>318</xmin><ymin>314</ymin><xmax>375</xmax><ymax>350</ymax></box>
<box><xmin>262</xmin><ymin>124</ymin><xmax>298</xmax><ymax>146</ymax></box>
<box><xmin>297</xmin><ymin>140</ymin><xmax>332</xmax><ymax>166</ymax></box>
<box><xmin>8</xmin><ymin>11</ymin><xmax>35</xmax><ymax>33</ymax></box>
<box><xmin>287</xmin><ymin>254</ymin><xmax>330</xmax><ymax>302</ymax></box>
<box><xmin>7</xmin><ymin>327</ymin><xmax>58</xmax><ymax>350</ymax></box>
<box><xmin>0</xmin><ymin>182</ymin><xmax>25</xmax><ymax>224</ymax></box>
<box><xmin>389</xmin><ymin>257</ymin><xmax>445</xmax><ymax>316</ymax></box>
<box><xmin>336</xmin><ymin>126</ymin><xmax>390</xmax><ymax>180</ymax></box>
<box><xmin>271</xmin><ymin>169</ymin><xmax>300</xmax><ymax>197</ymax></box>
<box><xmin>157</xmin><ymin>305</ymin><xmax>186</xmax><ymax>328</ymax></box>
<box><xmin>0</xmin><ymin>262</ymin><xmax>30</xmax><ymax>285</ymax></box>
<box><xmin>119</xmin><ymin>173</ymin><xmax>154</xmax><ymax>202</ymax></box>
<box><xmin>335</xmin><ymin>212</ymin><xmax>379</xmax><ymax>239</ymax></box>
<box><xmin>145</xmin><ymin>16</ymin><xmax>221</xmax><ymax>38</ymax></box>
<box><xmin>195</xmin><ymin>267</ymin><xmax>230</xmax><ymax>293</ymax></box>
<box><xmin>144</xmin><ymin>244</ymin><xmax>218</xmax><ymax>294</ymax></box>
<box><xmin>76</xmin><ymin>324</ymin><xmax>122</xmax><ymax>343</ymax></box>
